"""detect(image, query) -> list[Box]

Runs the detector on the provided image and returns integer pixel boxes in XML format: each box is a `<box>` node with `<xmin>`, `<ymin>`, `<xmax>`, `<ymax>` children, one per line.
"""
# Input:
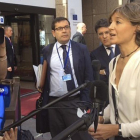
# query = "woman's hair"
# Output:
<box><xmin>109</xmin><ymin>2</ymin><xmax>140</xmax><ymax>46</ymax></box>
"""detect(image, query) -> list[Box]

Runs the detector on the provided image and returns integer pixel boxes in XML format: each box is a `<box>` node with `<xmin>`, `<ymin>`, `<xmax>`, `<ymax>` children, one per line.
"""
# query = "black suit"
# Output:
<box><xmin>90</xmin><ymin>44</ymin><xmax>120</xmax><ymax>84</ymax></box>
<box><xmin>72</xmin><ymin>32</ymin><xmax>86</xmax><ymax>45</ymax></box>
<box><xmin>5</xmin><ymin>37</ymin><xmax>17</xmax><ymax>79</ymax></box>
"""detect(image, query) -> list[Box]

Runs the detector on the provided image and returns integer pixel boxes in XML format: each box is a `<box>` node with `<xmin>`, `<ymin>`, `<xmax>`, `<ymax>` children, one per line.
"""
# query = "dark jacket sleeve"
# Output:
<box><xmin>72</xmin><ymin>35</ymin><xmax>83</xmax><ymax>43</ymax></box>
<box><xmin>80</xmin><ymin>44</ymin><xmax>93</xmax><ymax>103</ymax></box>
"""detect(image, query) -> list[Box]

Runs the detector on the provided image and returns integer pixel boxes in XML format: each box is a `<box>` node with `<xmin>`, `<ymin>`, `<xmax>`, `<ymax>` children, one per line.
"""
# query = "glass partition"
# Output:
<box><xmin>38</xmin><ymin>15</ymin><xmax>55</xmax><ymax>63</ymax></box>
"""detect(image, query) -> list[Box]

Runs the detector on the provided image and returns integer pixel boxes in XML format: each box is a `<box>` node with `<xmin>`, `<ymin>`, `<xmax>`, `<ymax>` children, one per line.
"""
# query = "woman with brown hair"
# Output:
<box><xmin>88</xmin><ymin>2</ymin><xmax>140</xmax><ymax>140</ymax></box>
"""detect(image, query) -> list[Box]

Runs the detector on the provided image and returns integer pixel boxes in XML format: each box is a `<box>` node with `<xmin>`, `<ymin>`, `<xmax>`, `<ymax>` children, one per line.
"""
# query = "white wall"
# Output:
<box><xmin>0</xmin><ymin>0</ymin><xmax>55</xmax><ymax>8</ymax></box>
<box><xmin>68</xmin><ymin>0</ymin><xmax>82</xmax><ymax>38</ymax></box>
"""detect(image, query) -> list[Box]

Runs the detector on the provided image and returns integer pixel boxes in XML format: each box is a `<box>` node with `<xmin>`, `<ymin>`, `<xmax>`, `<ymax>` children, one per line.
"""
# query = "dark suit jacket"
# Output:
<box><xmin>42</xmin><ymin>40</ymin><xmax>93</xmax><ymax>105</ymax></box>
<box><xmin>72</xmin><ymin>32</ymin><xmax>86</xmax><ymax>45</ymax></box>
<box><xmin>90</xmin><ymin>44</ymin><xmax>120</xmax><ymax>84</ymax></box>
<box><xmin>5</xmin><ymin>37</ymin><xmax>17</xmax><ymax>69</ymax></box>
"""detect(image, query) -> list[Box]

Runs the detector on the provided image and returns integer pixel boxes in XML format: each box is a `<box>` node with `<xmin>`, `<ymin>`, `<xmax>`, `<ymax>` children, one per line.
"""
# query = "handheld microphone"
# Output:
<box><xmin>0</xmin><ymin>87</ymin><xmax>9</xmax><ymax>95</ymax></box>
<box><xmin>92</xmin><ymin>60</ymin><xmax>101</xmax><ymax>80</ymax></box>
<box><xmin>90</xmin><ymin>80</ymin><xmax>108</xmax><ymax>132</ymax></box>
<box><xmin>0</xmin><ymin>84</ymin><xmax>11</xmax><ymax>107</ymax></box>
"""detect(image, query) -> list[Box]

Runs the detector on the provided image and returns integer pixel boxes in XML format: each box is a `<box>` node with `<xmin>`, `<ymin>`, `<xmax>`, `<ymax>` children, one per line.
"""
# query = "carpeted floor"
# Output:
<box><xmin>20</xmin><ymin>88</ymin><xmax>36</xmax><ymax>95</ymax></box>
<box><xmin>21</xmin><ymin>92</ymin><xmax>40</xmax><ymax>117</ymax></box>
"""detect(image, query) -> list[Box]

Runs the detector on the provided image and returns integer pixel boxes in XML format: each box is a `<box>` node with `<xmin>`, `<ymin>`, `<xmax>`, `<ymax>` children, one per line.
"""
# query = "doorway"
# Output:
<box><xmin>5</xmin><ymin>15</ymin><xmax>35</xmax><ymax>81</ymax></box>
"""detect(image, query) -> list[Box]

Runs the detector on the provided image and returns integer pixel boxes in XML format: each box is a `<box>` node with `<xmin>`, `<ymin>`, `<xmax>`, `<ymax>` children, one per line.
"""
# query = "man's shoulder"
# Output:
<box><xmin>71</xmin><ymin>40</ymin><xmax>86</xmax><ymax>48</ymax></box>
<box><xmin>91</xmin><ymin>45</ymin><xmax>103</xmax><ymax>54</ymax></box>
<box><xmin>72</xmin><ymin>32</ymin><xmax>82</xmax><ymax>38</ymax></box>
<box><xmin>42</xmin><ymin>43</ymin><xmax>55</xmax><ymax>53</ymax></box>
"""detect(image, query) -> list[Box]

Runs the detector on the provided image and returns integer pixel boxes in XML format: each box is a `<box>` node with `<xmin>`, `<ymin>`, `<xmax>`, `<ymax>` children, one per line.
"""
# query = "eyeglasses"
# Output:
<box><xmin>55</xmin><ymin>25</ymin><xmax>70</xmax><ymax>31</ymax></box>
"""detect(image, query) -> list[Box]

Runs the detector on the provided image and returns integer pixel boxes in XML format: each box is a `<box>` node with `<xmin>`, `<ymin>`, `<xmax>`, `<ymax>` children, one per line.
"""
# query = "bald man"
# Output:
<box><xmin>72</xmin><ymin>22</ymin><xmax>87</xmax><ymax>45</ymax></box>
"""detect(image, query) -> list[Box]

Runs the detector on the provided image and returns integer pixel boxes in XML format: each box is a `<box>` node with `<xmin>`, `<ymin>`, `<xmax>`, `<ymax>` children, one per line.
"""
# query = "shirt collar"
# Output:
<box><xmin>57</xmin><ymin>40</ymin><xmax>70</xmax><ymax>48</ymax></box>
<box><xmin>104</xmin><ymin>44</ymin><xmax>116</xmax><ymax>49</ymax></box>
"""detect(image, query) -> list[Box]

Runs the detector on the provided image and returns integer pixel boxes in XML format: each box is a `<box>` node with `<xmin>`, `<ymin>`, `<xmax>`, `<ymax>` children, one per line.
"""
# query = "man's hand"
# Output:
<box><xmin>7</xmin><ymin>67</ymin><xmax>12</xmax><ymax>72</ymax></box>
<box><xmin>88</xmin><ymin>124</ymin><xmax>119</xmax><ymax>140</ymax></box>
<box><xmin>3</xmin><ymin>127</ymin><xmax>18</xmax><ymax>140</ymax></box>
<box><xmin>99</xmin><ymin>70</ymin><xmax>106</xmax><ymax>75</ymax></box>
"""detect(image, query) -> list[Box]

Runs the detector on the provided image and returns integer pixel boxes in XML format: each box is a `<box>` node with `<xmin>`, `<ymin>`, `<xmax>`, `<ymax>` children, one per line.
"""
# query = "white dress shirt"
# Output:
<box><xmin>104</xmin><ymin>44</ymin><xmax>116</xmax><ymax>56</ymax></box>
<box><xmin>104</xmin><ymin>50</ymin><xmax>140</xmax><ymax>138</ymax></box>
<box><xmin>49</xmin><ymin>41</ymin><xmax>79</xmax><ymax>97</ymax></box>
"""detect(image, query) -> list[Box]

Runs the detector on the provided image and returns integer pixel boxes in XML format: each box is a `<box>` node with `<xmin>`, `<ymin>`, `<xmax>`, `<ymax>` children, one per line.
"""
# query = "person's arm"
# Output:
<box><xmin>120</xmin><ymin>69</ymin><xmax>140</xmax><ymax>138</ymax></box>
<box><xmin>0</xmin><ymin>28</ymin><xmax>7</xmax><ymax>80</ymax></box>
<box><xmin>38</xmin><ymin>60</ymin><xmax>47</xmax><ymax>92</ymax></box>
<box><xmin>72</xmin><ymin>35</ymin><xmax>82</xmax><ymax>43</ymax></box>
<box><xmin>80</xmin><ymin>45</ymin><xmax>93</xmax><ymax>102</ymax></box>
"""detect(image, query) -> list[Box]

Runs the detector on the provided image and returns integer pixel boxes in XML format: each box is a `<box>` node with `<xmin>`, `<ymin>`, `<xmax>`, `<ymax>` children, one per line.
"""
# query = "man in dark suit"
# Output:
<box><xmin>72</xmin><ymin>22</ymin><xmax>87</xmax><ymax>45</ymax></box>
<box><xmin>4</xmin><ymin>26</ymin><xmax>17</xmax><ymax>79</ymax></box>
<box><xmin>90</xmin><ymin>19</ymin><xmax>120</xmax><ymax>85</ymax></box>
<box><xmin>42</xmin><ymin>17</ymin><xmax>93</xmax><ymax>140</ymax></box>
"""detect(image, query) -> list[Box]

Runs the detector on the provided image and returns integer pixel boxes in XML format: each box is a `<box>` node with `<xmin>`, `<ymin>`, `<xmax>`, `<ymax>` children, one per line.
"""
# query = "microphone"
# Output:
<box><xmin>0</xmin><ymin>85</ymin><xmax>10</xmax><ymax>130</ymax></box>
<box><xmin>51</xmin><ymin>80</ymin><xmax>108</xmax><ymax>140</ymax></box>
<box><xmin>0</xmin><ymin>87</ymin><xmax>9</xmax><ymax>95</ymax></box>
<box><xmin>92</xmin><ymin>60</ymin><xmax>101</xmax><ymax>80</ymax></box>
<box><xmin>90</xmin><ymin>80</ymin><xmax>108</xmax><ymax>132</ymax></box>
<box><xmin>90</xmin><ymin>80</ymin><xmax>108</xmax><ymax>111</ymax></box>
<box><xmin>0</xmin><ymin>81</ymin><xmax>91</xmax><ymax>134</ymax></box>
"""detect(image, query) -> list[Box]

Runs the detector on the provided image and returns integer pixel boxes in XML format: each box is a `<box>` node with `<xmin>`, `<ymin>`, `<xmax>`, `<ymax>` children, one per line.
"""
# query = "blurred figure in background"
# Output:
<box><xmin>0</xmin><ymin>27</ymin><xmax>7</xmax><ymax>80</ymax></box>
<box><xmin>4</xmin><ymin>26</ymin><xmax>17</xmax><ymax>79</ymax></box>
<box><xmin>72</xmin><ymin>22</ymin><xmax>87</xmax><ymax>45</ymax></box>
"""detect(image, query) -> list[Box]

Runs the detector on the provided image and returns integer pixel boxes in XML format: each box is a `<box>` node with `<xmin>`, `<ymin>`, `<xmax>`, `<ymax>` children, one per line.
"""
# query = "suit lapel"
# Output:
<box><xmin>71</xmin><ymin>41</ymin><xmax>79</xmax><ymax>76</ymax></box>
<box><xmin>99</xmin><ymin>45</ymin><xmax>110</xmax><ymax>63</ymax></box>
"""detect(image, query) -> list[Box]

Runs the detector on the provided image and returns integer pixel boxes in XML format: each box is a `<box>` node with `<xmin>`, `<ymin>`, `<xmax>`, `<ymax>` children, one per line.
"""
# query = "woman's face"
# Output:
<box><xmin>109</xmin><ymin>12</ymin><xmax>136</xmax><ymax>45</ymax></box>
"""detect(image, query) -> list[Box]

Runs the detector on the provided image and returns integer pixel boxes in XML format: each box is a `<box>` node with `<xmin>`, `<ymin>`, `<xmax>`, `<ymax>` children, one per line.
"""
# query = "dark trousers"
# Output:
<box><xmin>48</xmin><ymin>96</ymin><xmax>93</xmax><ymax>140</ymax></box>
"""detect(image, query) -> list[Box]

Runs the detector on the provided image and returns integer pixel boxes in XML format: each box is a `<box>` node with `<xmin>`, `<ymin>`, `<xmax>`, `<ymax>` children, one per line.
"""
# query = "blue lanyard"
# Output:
<box><xmin>56</xmin><ymin>41</ymin><xmax>71</xmax><ymax>70</ymax></box>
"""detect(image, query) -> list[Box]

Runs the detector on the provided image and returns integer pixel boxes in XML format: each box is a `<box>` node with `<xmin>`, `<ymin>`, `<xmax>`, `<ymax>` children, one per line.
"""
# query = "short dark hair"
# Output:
<box><xmin>95</xmin><ymin>19</ymin><xmax>109</xmax><ymax>33</ymax></box>
<box><xmin>51</xmin><ymin>17</ymin><xmax>70</xmax><ymax>30</ymax></box>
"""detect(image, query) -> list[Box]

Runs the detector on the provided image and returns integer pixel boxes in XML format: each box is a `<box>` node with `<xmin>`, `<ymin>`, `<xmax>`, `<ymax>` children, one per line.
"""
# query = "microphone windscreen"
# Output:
<box><xmin>92</xmin><ymin>60</ymin><xmax>101</xmax><ymax>71</ymax></box>
<box><xmin>90</xmin><ymin>80</ymin><xmax>108</xmax><ymax>103</ymax></box>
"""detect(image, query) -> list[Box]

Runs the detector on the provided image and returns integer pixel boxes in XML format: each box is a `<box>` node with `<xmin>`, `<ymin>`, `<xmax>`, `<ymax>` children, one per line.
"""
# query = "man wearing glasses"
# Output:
<box><xmin>41</xmin><ymin>17</ymin><xmax>93</xmax><ymax>140</ymax></box>
<box><xmin>90</xmin><ymin>19</ymin><xmax>120</xmax><ymax>86</ymax></box>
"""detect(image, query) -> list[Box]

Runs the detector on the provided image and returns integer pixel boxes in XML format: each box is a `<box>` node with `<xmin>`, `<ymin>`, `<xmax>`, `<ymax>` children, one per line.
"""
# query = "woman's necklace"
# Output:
<box><xmin>120</xmin><ymin>47</ymin><xmax>139</xmax><ymax>59</ymax></box>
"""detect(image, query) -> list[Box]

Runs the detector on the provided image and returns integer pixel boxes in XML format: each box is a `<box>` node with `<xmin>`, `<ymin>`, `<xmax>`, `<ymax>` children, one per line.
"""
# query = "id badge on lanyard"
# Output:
<box><xmin>62</xmin><ymin>74</ymin><xmax>72</xmax><ymax>81</ymax></box>
<box><xmin>56</xmin><ymin>41</ymin><xmax>72</xmax><ymax>82</ymax></box>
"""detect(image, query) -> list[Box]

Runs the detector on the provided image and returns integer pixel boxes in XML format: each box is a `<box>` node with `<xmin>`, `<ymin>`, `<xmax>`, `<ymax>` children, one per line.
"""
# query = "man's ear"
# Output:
<box><xmin>52</xmin><ymin>30</ymin><xmax>56</xmax><ymax>37</ymax></box>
